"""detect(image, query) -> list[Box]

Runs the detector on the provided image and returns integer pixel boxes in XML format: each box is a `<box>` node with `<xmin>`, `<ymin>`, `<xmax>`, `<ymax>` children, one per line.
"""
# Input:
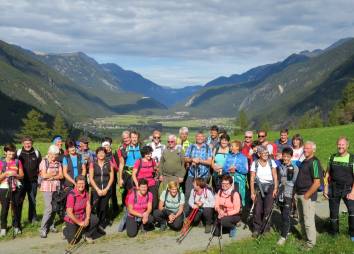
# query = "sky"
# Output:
<box><xmin>1</xmin><ymin>0</ymin><xmax>354</xmax><ymax>88</ymax></box>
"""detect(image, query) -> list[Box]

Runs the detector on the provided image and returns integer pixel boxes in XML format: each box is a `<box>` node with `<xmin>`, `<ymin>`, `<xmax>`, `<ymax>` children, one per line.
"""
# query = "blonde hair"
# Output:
<box><xmin>168</xmin><ymin>181</ymin><xmax>179</xmax><ymax>190</ymax></box>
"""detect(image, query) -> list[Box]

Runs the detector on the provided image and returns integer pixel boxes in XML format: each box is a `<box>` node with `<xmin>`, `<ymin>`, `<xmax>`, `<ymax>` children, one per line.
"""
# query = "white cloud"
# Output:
<box><xmin>0</xmin><ymin>0</ymin><xmax>354</xmax><ymax>87</ymax></box>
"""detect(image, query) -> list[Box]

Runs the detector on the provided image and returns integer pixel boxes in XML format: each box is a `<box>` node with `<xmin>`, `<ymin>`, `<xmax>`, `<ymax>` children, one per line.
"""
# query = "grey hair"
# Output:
<box><xmin>304</xmin><ymin>141</ymin><xmax>316</xmax><ymax>152</ymax></box>
<box><xmin>168</xmin><ymin>134</ymin><xmax>177</xmax><ymax>141</ymax></box>
<box><xmin>245</xmin><ymin>130</ymin><xmax>253</xmax><ymax>136</ymax></box>
<box><xmin>122</xmin><ymin>130</ymin><xmax>130</xmax><ymax>138</ymax></box>
<box><xmin>48</xmin><ymin>144</ymin><xmax>60</xmax><ymax>155</ymax></box>
<box><xmin>257</xmin><ymin>145</ymin><xmax>269</xmax><ymax>154</ymax></box>
<box><xmin>337</xmin><ymin>136</ymin><xmax>349</xmax><ymax>145</ymax></box>
<box><xmin>179</xmin><ymin>127</ymin><xmax>189</xmax><ymax>135</ymax></box>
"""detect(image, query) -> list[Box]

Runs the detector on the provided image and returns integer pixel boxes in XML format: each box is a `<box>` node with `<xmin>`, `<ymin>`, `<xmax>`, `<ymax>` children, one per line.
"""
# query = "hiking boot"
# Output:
<box><xmin>40</xmin><ymin>230</ymin><xmax>47</xmax><ymax>238</ymax></box>
<box><xmin>304</xmin><ymin>241</ymin><xmax>314</xmax><ymax>251</ymax></box>
<box><xmin>160</xmin><ymin>223</ymin><xmax>167</xmax><ymax>232</ymax></box>
<box><xmin>229</xmin><ymin>226</ymin><xmax>237</xmax><ymax>239</ymax></box>
<box><xmin>97</xmin><ymin>225</ymin><xmax>106</xmax><ymax>235</ymax></box>
<box><xmin>14</xmin><ymin>228</ymin><xmax>22</xmax><ymax>235</ymax></box>
<box><xmin>236</xmin><ymin>221</ymin><xmax>242</xmax><ymax>228</ymax></box>
<box><xmin>252</xmin><ymin>231</ymin><xmax>259</xmax><ymax>238</ymax></box>
<box><xmin>205</xmin><ymin>224</ymin><xmax>212</xmax><ymax>234</ymax></box>
<box><xmin>0</xmin><ymin>229</ymin><xmax>6</xmax><ymax>237</ymax></box>
<box><xmin>277</xmin><ymin>237</ymin><xmax>286</xmax><ymax>246</ymax></box>
<box><xmin>84</xmin><ymin>236</ymin><xmax>95</xmax><ymax>244</ymax></box>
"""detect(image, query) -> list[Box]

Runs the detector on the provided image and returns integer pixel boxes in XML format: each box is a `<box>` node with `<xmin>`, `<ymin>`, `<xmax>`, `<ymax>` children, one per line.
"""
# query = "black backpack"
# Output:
<box><xmin>163</xmin><ymin>189</ymin><xmax>181</xmax><ymax>207</ymax></box>
<box><xmin>51</xmin><ymin>188</ymin><xmax>71</xmax><ymax>220</ymax></box>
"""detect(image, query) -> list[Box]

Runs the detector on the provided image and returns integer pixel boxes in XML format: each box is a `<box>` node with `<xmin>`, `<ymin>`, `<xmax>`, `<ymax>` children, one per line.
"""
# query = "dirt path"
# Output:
<box><xmin>0</xmin><ymin>199</ymin><xmax>344</xmax><ymax>254</ymax></box>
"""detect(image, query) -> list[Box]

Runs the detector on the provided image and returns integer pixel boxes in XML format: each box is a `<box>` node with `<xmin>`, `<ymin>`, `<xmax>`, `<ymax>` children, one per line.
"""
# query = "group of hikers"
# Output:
<box><xmin>0</xmin><ymin>126</ymin><xmax>353</xmax><ymax>251</ymax></box>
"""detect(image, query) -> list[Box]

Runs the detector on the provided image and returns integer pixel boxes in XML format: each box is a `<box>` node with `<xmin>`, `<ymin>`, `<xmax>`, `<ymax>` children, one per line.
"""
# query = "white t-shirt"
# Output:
<box><xmin>292</xmin><ymin>147</ymin><xmax>305</xmax><ymax>162</ymax></box>
<box><xmin>250</xmin><ymin>159</ymin><xmax>276</xmax><ymax>184</ymax></box>
<box><xmin>149</xmin><ymin>142</ymin><xmax>166</xmax><ymax>163</ymax></box>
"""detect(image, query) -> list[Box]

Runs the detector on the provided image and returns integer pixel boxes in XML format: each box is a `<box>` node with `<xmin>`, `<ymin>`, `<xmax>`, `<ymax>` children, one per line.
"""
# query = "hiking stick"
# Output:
<box><xmin>65</xmin><ymin>225</ymin><xmax>84</xmax><ymax>254</ymax></box>
<box><xmin>243</xmin><ymin>203</ymin><xmax>255</xmax><ymax>230</ymax></box>
<box><xmin>176</xmin><ymin>208</ymin><xmax>199</xmax><ymax>243</ymax></box>
<box><xmin>205</xmin><ymin>220</ymin><xmax>223</xmax><ymax>254</ymax></box>
<box><xmin>7</xmin><ymin>176</ymin><xmax>16</xmax><ymax>239</ymax></box>
<box><xmin>256</xmin><ymin>197</ymin><xmax>277</xmax><ymax>242</ymax></box>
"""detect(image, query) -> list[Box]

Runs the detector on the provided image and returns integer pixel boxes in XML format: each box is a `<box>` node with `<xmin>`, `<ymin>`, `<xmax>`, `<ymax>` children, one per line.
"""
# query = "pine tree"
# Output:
<box><xmin>51</xmin><ymin>113</ymin><xmax>69</xmax><ymax>138</ymax></box>
<box><xmin>15</xmin><ymin>110</ymin><xmax>50</xmax><ymax>142</ymax></box>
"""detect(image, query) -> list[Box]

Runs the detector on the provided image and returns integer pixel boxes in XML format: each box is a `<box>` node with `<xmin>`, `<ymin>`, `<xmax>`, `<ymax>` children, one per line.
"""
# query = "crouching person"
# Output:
<box><xmin>214</xmin><ymin>175</ymin><xmax>241</xmax><ymax>239</ymax></box>
<box><xmin>64</xmin><ymin>176</ymin><xmax>99</xmax><ymax>244</ymax></box>
<box><xmin>187</xmin><ymin>178</ymin><xmax>215</xmax><ymax>233</ymax></box>
<box><xmin>153</xmin><ymin>181</ymin><xmax>185</xmax><ymax>231</ymax></box>
<box><xmin>126</xmin><ymin>179</ymin><xmax>154</xmax><ymax>237</ymax></box>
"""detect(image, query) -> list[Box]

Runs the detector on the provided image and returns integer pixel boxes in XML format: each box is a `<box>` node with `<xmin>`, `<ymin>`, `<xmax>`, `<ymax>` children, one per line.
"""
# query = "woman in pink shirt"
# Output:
<box><xmin>132</xmin><ymin>146</ymin><xmax>159</xmax><ymax>209</ymax></box>
<box><xmin>126</xmin><ymin>179</ymin><xmax>154</xmax><ymax>237</ymax></box>
<box><xmin>214</xmin><ymin>175</ymin><xmax>241</xmax><ymax>239</ymax></box>
<box><xmin>39</xmin><ymin>144</ymin><xmax>63</xmax><ymax>238</ymax></box>
<box><xmin>0</xmin><ymin>144</ymin><xmax>24</xmax><ymax>237</ymax></box>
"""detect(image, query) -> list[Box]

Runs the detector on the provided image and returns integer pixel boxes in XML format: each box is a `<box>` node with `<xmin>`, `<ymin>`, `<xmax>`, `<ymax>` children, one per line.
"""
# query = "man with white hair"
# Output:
<box><xmin>147</xmin><ymin>130</ymin><xmax>165</xmax><ymax>164</ymax></box>
<box><xmin>159</xmin><ymin>134</ymin><xmax>185</xmax><ymax>192</ymax></box>
<box><xmin>295</xmin><ymin>141</ymin><xmax>323</xmax><ymax>249</ymax></box>
<box><xmin>324</xmin><ymin>136</ymin><xmax>354</xmax><ymax>241</ymax></box>
<box><xmin>176</xmin><ymin>127</ymin><xmax>190</xmax><ymax>154</ymax></box>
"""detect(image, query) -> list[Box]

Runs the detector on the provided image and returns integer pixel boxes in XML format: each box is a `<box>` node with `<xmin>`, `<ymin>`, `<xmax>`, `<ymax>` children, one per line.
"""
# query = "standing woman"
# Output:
<box><xmin>132</xmin><ymin>146</ymin><xmax>159</xmax><ymax>209</ymax></box>
<box><xmin>89</xmin><ymin>147</ymin><xmax>114</xmax><ymax>231</ymax></box>
<box><xmin>223</xmin><ymin>141</ymin><xmax>248</xmax><ymax>206</ymax></box>
<box><xmin>39</xmin><ymin>145</ymin><xmax>63</xmax><ymax>238</ymax></box>
<box><xmin>291</xmin><ymin>134</ymin><xmax>305</xmax><ymax>166</ymax></box>
<box><xmin>0</xmin><ymin>144</ymin><xmax>24</xmax><ymax>237</ymax></box>
<box><xmin>211</xmin><ymin>134</ymin><xmax>230</xmax><ymax>192</ymax></box>
<box><xmin>63</xmin><ymin>139</ymin><xmax>86</xmax><ymax>189</ymax></box>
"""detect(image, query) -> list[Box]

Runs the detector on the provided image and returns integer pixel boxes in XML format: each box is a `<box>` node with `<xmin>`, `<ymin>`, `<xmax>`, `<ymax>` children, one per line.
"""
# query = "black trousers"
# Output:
<box><xmin>91</xmin><ymin>190</ymin><xmax>111</xmax><ymax>227</ymax></box>
<box><xmin>126</xmin><ymin>215</ymin><xmax>154</xmax><ymax>238</ymax></box>
<box><xmin>329</xmin><ymin>184</ymin><xmax>354</xmax><ymax>237</ymax></box>
<box><xmin>64</xmin><ymin>215</ymin><xmax>99</xmax><ymax>243</ymax></box>
<box><xmin>153</xmin><ymin>209</ymin><xmax>184</xmax><ymax>230</ymax></box>
<box><xmin>253</xmin><ymin>186</ymin><xmax>274</xmax><ymax>233</ymax></box>
<box><xmin>280</xmin><ymin>197</ymin><xmax>293</xmax><ymax>238</ymax></box>
<box><xmin>122</xmin><ymin>171</ymin><xmax>134</xmax><ymax>206</ymax></box>
<box><xmin>19</xmin><ymin>180</ymin><xmax>38</xmax><ymax>222</ymax></box>
<box><xmin>110</xmin><ymin>171</ymin><xmax>118</xmax><ymax>210</ymax></box>
<box><xmin>186</xmin><ymin>206</ymin><xmax>214</xmax><ymax>226</ymax></box>
<box><xmin>213</xmin><ymin>215</ymin><xmax>241</xmax><ymax>236</ymax></box>
<box><xmin>0</xmin><ymin>188</ymin><xmax>22</xmax><ymax>229</ymax></box>
<box><xmin>149</xmin><ymin>184</ymin><xmax>159</xmax><ymax>210</ymax></box>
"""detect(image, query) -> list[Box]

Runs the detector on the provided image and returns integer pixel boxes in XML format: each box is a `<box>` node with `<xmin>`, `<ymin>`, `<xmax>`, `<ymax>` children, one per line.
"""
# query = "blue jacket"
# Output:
<box><xmin>223</xmin><ymin>152</ymin><xmax>248</xmax><ymax>175</ymax></box>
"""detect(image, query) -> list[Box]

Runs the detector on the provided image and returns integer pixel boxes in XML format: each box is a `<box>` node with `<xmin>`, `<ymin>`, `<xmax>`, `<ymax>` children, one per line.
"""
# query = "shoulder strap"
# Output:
<box><xmin>68</xmin><ymin>190</ymin><xmax>77</xmax><ymax>206</ymax></box>
<box><xmin>254</xmin><ymin>159</ymin><xmax>259</xmax><ymax>173</ymax></box>
<box><xmin>230</xmin><ymin>189</ymin><xmax>236</xmax><ymax>203</ymax></box>
<box><xmin>136</xmin><ymin>158</ymin><xmax>143</xmax><ymax>176</ymax></box>
<box><xmin>15</xmin><ymin>159</ymin><xmax>19</xmax><ymax>168</ymax></box>
<box><xmin>17</xmin><ymin>149</ymin><xmax>22</xmax><ymax>158</ymax></box>
<box><xmin>34</xmin><ymin>149</ymin><xmax>39</xmax><ymax>158</ymax></box>
<box><xmin>134</xmin><ymin>189</ymin><xmax>138</xmax><ymax>204</ymax></box>
<box><xmin>163</xmin><ymin>189</ymin><xmax>169</xmax><ymax>207</ymax></box>
<box><xmin>1</xmin><ymin>161</ymin><xmax>6</xmax><ymax>173</ymax></box>
<box><xmin>268</xmin><ymin>159</ymin><xmax>273</xmax><ymax>169</ymax></box>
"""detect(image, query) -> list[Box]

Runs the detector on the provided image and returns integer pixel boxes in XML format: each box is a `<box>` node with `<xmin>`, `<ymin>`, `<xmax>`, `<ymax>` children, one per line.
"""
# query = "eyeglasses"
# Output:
<box><xmin>258</xmin><ymin>135</ymin><xmax>266</xmax><ymax>138</ymax></box>
<box><xmin>167</xmin><ymin>141</ymin><xmax>175</xmax><ymax>144</ymax></box>
<box><xmin>153</xmin><ymin>136</ymin><xmax>161</xmax><ymax>140</ymax></box>
<box><xmin>221</xmin><ymin>182</ymin><xmax>230</xmax><ymax>185</ymax></box>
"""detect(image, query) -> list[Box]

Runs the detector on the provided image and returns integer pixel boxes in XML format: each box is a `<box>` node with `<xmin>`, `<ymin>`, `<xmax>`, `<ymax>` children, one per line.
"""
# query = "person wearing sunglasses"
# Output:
<box><xmin>158</xmin><ymin>135</ymin><xmax>185</xmax><ymax>193</ymax></box>
<box><xmin>147</xmin><ymin>130</ymin><xmax>166</xmax><ymax>165</ymax></box>
<box><xmin>257</xmin><ymin>130</ymin><xmax>277</xmax><ymax>159</ymax></box>
<box><xmin>242</xmin><ymin>131</ymin><xmax>254</xmax><ymax>166</ymax></box>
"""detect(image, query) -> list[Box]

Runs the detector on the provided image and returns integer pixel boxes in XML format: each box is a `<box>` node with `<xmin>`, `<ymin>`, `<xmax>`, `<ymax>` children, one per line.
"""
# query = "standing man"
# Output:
<box><xmin>242</xmin><ymin>130</ymin><xmax>254</xmax><ymax>166</ymax></box>
<box><xmin>206</xmin><ymin>125</ymin><xmax>220</xmax><ymax>149</ymax></box>
<box><xmin>324</xmin><ymin>136</ymin><xmax>354</xmax><ymax>241</ymax></box>
<box><xmin>257</xmin><ymin>130</ymin><xmax>277</xmax><ymax>158</ymax></box>
<box><xmin>295</xmin><ymin>141</ymin><xmax>323</xmax><ymax>249</ymax></box>
<box><xmin>184</xmin><ymin>131</ymin><xmax>212</xmax><ymax>202</ymax></box>
<box><xmin>17</xmin><ymin>136</ymin><xmax>41</xmax><ymax>224</ymax></box>
<box><xmin>176</xmin><ymin>127</ymin><xmax>190</xmax><ymax>154</ymax></box>
<box><xmin>147</xmin><ymin>130</ymin><xmax>165</xmax><ymax>165</ymax></box>
<box><xmin>77</xmin><ymin>136</ymin><xmax>95</xmax><ymax>165</ymax></box>
<box><xmin>274</xmin><ymin>129</ymin><xmax>292</xmax><ymax>153</ymax></box>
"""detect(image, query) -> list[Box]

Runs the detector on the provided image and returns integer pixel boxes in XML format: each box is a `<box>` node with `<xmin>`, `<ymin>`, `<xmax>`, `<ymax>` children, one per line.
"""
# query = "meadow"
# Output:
<box><xmin>0</xmin><ymin>123</ymin><xmax>353</xmax><ymax>251</ymax></box>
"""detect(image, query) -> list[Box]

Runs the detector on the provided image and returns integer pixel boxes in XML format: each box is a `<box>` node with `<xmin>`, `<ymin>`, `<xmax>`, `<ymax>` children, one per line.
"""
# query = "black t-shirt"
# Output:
<box><xmin>295</xmin><ymin>156</ymin><xmax>323</xmax><ymax>201</ymax></box>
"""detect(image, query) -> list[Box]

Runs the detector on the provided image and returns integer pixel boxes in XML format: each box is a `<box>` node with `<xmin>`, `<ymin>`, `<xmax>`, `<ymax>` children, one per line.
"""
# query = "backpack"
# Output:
<box><xmin>119</xmin><ymin>145</ymin><xmax>128</xmax><ymax>160</ymax></box>
<box><xmin>133</xmin><ymin>189</ymin><xmax>149</xmax><ymax>204</ymax></box>
<box><xmin>17</xmin><ymin>148</ymin><xmax>39</xmax><ymax>159</ymax></box>
<box><xmin>52</xmin><ymin>188</ymin><xmax>70</xmax><ymax>220</ymax></box>
<box><xmin>218</xmin><ymin>188</ymin><xmax>238</xmax><ymax>203</ymax></box>
<box><xmin>1</xmin><ymin>159</ymin><xmax>20</xmax><ymax>173</ymax></box>
<box><xmin>163</xmin><ymin>189</ymin><xmax>181</xmax><ymax>207</ymax></box>
<box><xmin>136</xmin><ymin>158</ymin><xmax>156</xmax><ymax>179</ymax></box>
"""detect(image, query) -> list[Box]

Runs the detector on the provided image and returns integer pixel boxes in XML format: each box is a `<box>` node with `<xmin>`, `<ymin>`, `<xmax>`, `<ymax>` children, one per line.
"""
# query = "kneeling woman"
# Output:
<box><xmin>126</xmin><ymin>179</ymin><xmax>154</xmax><ymax>237</ymax></box>
<box><xmin>153</xmin><ymin>181</ymin><xmax>185</xmax><ymax>231</ymax></box>
<box><xmin>187</xmin><ymin>178</ymin><xmax>215</xmax><ymax>233</ymax></box>
<box><xmin>64</xmin><ymin>176</ymin><xmax>99</xmax><ymax>244</ymax></box>
<box><xmin>214</xmin><ymin>175</ymin><xmax>241</xmax><ymax>238</ymax></box>
<box><xmin>89</xmin><ymin>147</ymin><xmax>114</xmax><ymax>231</ymax></box>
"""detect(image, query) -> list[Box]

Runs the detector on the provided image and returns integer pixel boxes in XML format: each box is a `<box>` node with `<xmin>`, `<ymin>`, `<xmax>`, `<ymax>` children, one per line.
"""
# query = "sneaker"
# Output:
<box><xmin>229</xmin><ymin>227</ymin><xmax>237</xmax><ymax>239</ymax></box>
<box><xmin>277</xmin><ymin>237</ymin><xmax>286</xmax><ymax>245</ymax></box>
<box><xmin>14</xmin><ymin>228</ymin><xmax>22</xmax><ymax>235</ymax></box>
<box><xmin>205</xmin><ymin>224</ymin><xmax>212</xmax><ymax>234</ymax></box>
<box><xmin>40</xmin><ymin>230</ymin><xmax>47</xmax><ymax>238</ymax></box>
<box><xmin>0</xmin><ymin>229</ymin><xmax>6</xmax><ymax>237</ymax></box>
<box><xmin>85</xmin><ymin>237</ymin><xmax>95</xmax><ymax>244</ymax></box>
<box><xmin>304</xmin><ymin>241</ymin><xmax>314</xmax><ymax>250</ymax></box>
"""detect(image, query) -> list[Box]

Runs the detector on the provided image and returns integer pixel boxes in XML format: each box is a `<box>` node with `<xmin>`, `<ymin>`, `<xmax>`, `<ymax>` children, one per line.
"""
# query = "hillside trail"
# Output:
<box><xmin>0</xmin><ymin>199</ymin><xmax>344</xmax><ymax>254</ymax></box>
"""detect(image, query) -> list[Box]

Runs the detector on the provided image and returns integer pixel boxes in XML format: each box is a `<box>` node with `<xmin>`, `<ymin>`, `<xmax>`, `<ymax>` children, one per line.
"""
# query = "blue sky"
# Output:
<box><xmin>1</xmin><ymin>0</ymin><xmax>354</xmax><ymax>88</ymax></box>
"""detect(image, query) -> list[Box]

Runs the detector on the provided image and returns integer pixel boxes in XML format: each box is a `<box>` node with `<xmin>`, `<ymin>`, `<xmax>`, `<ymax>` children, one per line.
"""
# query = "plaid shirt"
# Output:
<box><xmin>185</xmin><ymin>143</ymin><xmax>212</xmax><ymax>178</ymax></box>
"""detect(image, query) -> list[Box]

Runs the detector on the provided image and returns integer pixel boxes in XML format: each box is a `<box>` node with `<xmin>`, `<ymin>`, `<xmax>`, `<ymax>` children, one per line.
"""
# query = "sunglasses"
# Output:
<box><xmin>258</xmin><ymin>135</ymin><xmax>266</xmax><ymax>138</ymax></box>
<box><xmin>245</xmin><ymin>136</ymin><xmax>252</xmax><ymax>138</ymax></box>
<box><xmin>167</xmin><ymin>141</ymin><xmax>175</xmax><ymax>143</ymax></box>
<box><xmin>153</xmin><ymin>136</ymin><xmax>161</xmax><ymax>140</ymax></box>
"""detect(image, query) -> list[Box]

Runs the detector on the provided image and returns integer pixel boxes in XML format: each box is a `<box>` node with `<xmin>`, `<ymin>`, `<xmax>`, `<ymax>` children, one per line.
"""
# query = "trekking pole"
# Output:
<box><xmin>205</xmin><ymin>220</ymin><xmax>223</xmax><ymax>254</ymax></box>
<box><xmin>256</xmin><ymin>198</ymin><xmax>277</xmax><ymax>242</ymax></box>
<box><xmin>176</xmin><ymin>208</ymin><xmax>199</xmax><ymax>244</ymax></box>
<box><xmin>243</xmin><ymin>203</ymin><xmax>255</xmax><ymax>230</ymax></box>
<box><xmin>8</xmin><ymin>176</ymin><xmax>16</xmax><ymax>239</ymax></box>
<box><xmin>64</xmin><ymin>225</ymin><xmax>84</xmax><ymax>254</ymax></box>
